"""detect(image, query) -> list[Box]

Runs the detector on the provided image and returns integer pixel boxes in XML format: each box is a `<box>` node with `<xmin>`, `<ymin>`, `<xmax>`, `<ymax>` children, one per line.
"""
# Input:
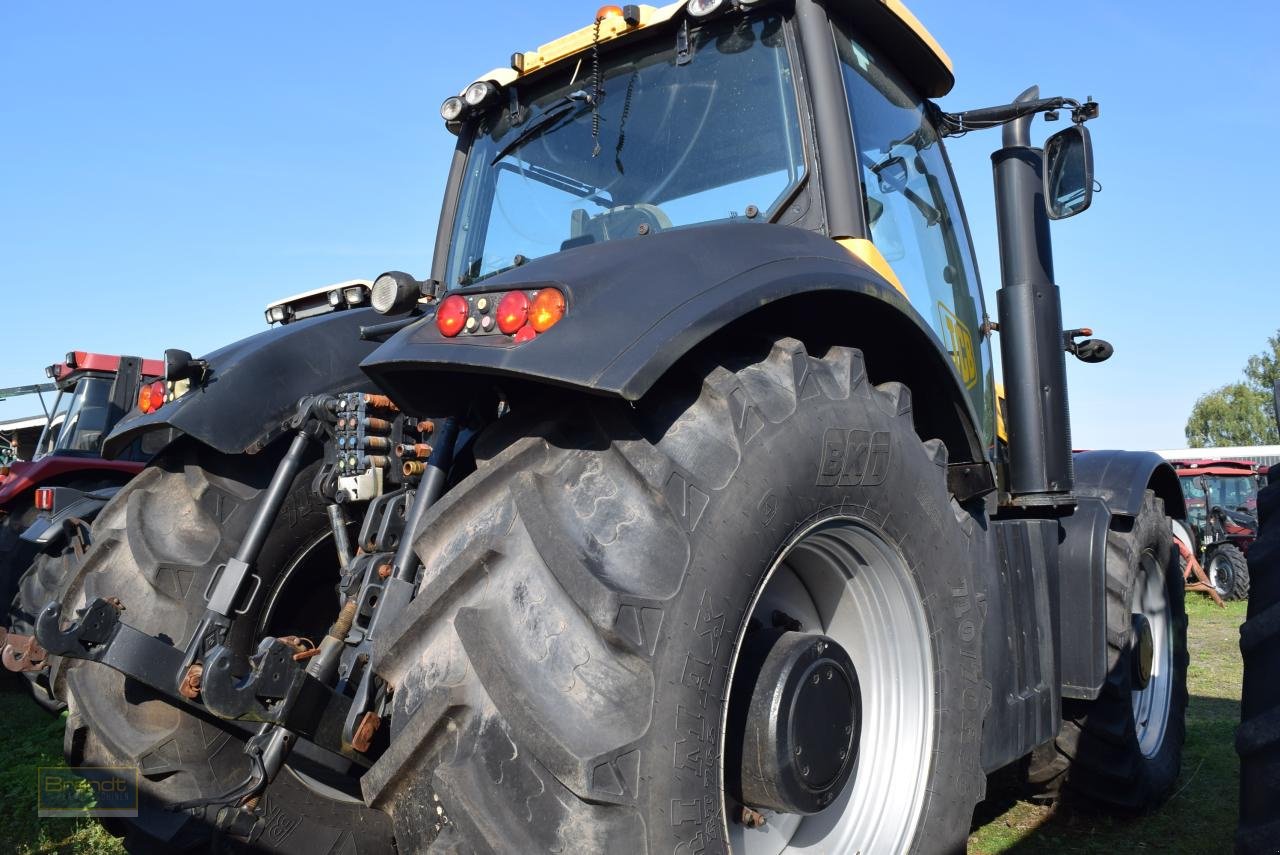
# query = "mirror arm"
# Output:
<box><xmin>934</xmin><ymin>95</ymin><xmax>1098</xmax><ymax>139</ymax></box>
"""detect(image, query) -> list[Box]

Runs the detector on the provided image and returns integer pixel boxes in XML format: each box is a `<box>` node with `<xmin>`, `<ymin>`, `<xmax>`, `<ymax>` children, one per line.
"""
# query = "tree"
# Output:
<box><xmin>1185</xmin><ymin>384</ymin><xmax>1278</xmax><ymax>446</ymax></box>
<box><xmin>1185</xmin><ymin>329</ymin><xmax>1280</xmax><ymax>446</ymax></box>
<box><xmin>1243</xmin><ymin>329</ymin><xmax>1280</xmax><ymax>431</ymax></box>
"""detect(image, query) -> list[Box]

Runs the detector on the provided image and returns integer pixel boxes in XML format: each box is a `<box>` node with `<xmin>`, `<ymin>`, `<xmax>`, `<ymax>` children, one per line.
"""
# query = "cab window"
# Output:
<box><xmin>834</xmin><ymin>23</ymin><xmax>995</xmax><ymax>445</ymax></box>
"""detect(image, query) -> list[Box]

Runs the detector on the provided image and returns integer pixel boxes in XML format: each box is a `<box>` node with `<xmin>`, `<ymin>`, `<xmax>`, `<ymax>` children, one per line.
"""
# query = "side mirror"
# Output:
<box><xmin>164</xmin><ymin>348</ymin><xmax>208</xmax><ymax>383</ymax></box>
<box><xmin>1043</xmin><ymin>124</ymin><xmax>1094</xmax><ymax>220</ymax></box>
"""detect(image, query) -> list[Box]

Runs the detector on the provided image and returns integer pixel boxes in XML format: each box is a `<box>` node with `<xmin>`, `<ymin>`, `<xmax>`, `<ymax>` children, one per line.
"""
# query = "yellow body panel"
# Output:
<box><xmin>995</xmin><ymin>383</ymin><xmax>1008</xmax><ymax>444</ymax></box>
<box><xmin>878</xmin><ymin>0</ymin><xmax>952</xmax><ymax>73</ymax></box>
<box><xmin>837</xmin><ymin>238</ymin><xmax>907</xmax><ymax>298</ymax></box>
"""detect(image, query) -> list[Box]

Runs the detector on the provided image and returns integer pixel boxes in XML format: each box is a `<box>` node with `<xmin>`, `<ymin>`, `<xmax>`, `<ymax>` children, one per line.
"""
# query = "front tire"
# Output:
<box><xmin>364</xmin><ymin>339</ymin><xmax>988</xmax><ymax>853</ymax></box>
<box><xmin>1027</xmin><ymin>492</ymin><xmax>1188</xmax><ymax>810</ymax></box>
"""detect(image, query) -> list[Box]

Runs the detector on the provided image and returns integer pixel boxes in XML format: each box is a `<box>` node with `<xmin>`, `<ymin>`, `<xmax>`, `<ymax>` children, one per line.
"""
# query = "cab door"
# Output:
<box><xmin>832</xmin><ymin>19</ymin><xmax>996</xmax><ymax>448</ymax></box>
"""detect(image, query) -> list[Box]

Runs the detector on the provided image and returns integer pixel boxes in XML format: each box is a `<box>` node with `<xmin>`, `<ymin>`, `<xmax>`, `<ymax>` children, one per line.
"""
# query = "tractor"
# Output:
<box><xmin>2</xmin><ymin>284</ymin><xmax>376</xmax><ymax>710</ymax></box>
<box><xmin>0</xmin><ymin>352</ymin><xmax>163</xmax><ymax>705</ymax></box>
<box><xmin>37</xmin><ymin>2</ymin><xmax>1189</xmax><ymax>852</ymax></box>
<box><xmin>1171</xmin><ymin>458</ymin><xmax>1258</xmax><ymax>601</ymax></box>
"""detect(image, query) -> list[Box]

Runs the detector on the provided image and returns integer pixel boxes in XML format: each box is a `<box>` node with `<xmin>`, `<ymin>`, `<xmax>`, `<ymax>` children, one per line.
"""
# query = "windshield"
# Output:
<box><xmin>34</xmin><ymin>375</ymin><xmax>114</xmax><ymax>458</ymax></box>
<box><xmin>445</xmin><ymin>11</ymin><xmax>806</xmax><ymax>287</ymax></box>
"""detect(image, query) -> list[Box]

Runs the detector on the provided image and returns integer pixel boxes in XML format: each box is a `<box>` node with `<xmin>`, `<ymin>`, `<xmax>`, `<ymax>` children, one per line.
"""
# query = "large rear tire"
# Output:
<box><xmin>363</xmin><ymin>339</ymin><xmax>988</xmax><ymax>853</ymax></box>
<box><xmin>1027</xmin><ymin>492</ymin><xmax>1188</xmax><ymax>810</ymax></box>
<box><xmin>58</xmin><ymin>440</ymin><xmax>395</xmax><ymax>853</ymax></box>
<box><xmin>1238</xmin><ymin>481</ymin><xmax>1280</xmax><ymax>853</ymax></box>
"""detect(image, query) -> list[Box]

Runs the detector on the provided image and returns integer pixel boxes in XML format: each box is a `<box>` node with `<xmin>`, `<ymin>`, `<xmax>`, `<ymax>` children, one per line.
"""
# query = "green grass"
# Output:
<box><xmin>0</xmin><ymin>681</ymin><xmax>122</xmax><ymax>854</ymax></box>
<box><xmin>0</xmin><ymin>595</ymin><xmax>1244</xmax><ymax>853</ymax></box>
<box><xmin>968</xmin><ymin>594</ymin><xmax>1246</xmax><ymax>854</ymax></box>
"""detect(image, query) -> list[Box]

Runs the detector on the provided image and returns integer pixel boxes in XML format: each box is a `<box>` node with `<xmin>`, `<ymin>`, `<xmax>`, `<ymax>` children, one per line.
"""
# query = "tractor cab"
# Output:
<box><xmin>1173</xmin><ymin>458</ymin><xmax>1259</xmax><ymax>543</ymax></box>
<box><xmin>34</xmin><ymin>352</ymin><xmax>162</xmax><ymax>461</ymax></box>
<box><xmin>0</xmin><ymin>352</ymin><xmax>162</xmax><ymax>513</ymax></box>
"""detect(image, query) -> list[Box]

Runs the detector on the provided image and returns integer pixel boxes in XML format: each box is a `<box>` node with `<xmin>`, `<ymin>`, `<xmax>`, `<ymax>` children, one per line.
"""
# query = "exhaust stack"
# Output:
<box><xmin>992</xmin><ymin>86</ymin><xmax>1074</xmax><ymax>507</ymax></box>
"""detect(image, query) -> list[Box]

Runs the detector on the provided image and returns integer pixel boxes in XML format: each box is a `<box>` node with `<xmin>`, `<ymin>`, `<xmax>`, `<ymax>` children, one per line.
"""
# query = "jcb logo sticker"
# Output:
<box><xmin>817</xmin><ymin>429</ymin><xmax>891</xmax><ymax>487</ymax></box>
<box><xmin>937</xmin><ymin>302</ymin><xmax>978</xmax><ymax>389</ymax></box>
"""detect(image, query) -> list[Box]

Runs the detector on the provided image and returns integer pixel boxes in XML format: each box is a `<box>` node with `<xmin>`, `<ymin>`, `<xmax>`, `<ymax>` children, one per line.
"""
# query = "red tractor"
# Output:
<box><xmin>0</xmin><ymin>351</ymin><xmax>162</xmax><ymax>699</ymax></box>
<box><xmin>1171</xmin><ymin>458</ymin><xmax>1259</xmax><ymax>601</ymax></box>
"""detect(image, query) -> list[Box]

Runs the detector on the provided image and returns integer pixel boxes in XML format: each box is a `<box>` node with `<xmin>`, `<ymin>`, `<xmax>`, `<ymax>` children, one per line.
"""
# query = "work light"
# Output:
<box><xmin>440</xmin><ymin>97</ymin><xmax>465</xmax><ymax>122</ymax></box>
<box><xmin>687</xmin><ymin>0</ymin><xmax>725</xmax><ymax>16</ymax></box>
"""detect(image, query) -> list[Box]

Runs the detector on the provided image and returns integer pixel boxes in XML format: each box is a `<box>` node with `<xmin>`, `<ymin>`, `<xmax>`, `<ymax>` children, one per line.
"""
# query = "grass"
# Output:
<box><xmin>0</xmin><ymin>681</ymin><xmax>122</xmax><ymax>854</ymax></box>
<box><xmin>0</xmin><ymin>595</ymin><xmax>1244</xmax><ymax>853</ymax></box>
<box><xmin>968</xmin><ymin>594</ymin><xmax>1246</xmax><ymax>854</ymax></box>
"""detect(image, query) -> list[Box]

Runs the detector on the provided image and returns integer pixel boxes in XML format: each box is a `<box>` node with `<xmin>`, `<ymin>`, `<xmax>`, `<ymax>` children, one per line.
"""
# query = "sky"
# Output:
<box><xmin>2</xmin><ymin>1</ymin><xmax>1277</xmax><ymax>450</ymax></box>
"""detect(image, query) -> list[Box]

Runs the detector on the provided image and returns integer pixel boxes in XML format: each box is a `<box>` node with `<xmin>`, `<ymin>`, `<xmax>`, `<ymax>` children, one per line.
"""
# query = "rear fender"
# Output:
<box><xmin>104</xmin><ymin>308</ymin><xmax>383</xmax><ymax>457</ymax></box>
<box><xmin>1073</xmin><ymin>450</ymin><xmax>1185</xmax><ymax>520</ymax></box>
<box><xmin>0</xmin><ymin>456</ymin><xmax>140</xmax><ymax>511</ymax></box>
<box><xmin>363</xmin><ymin>223</ymin><xmax>986</xmax><ymax>464</ymax></box>
<box><xmin>19</xmin><ymin>485</ymin><xmax>119</xmax><ymax>547</ymax></box>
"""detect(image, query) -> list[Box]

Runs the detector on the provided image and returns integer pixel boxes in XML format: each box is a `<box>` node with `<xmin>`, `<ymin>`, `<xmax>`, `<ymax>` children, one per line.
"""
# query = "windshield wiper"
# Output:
<box><xmin>490</xmin><ymin>91</ymin><xmax>593</xmax><ymax>166</ymax></box>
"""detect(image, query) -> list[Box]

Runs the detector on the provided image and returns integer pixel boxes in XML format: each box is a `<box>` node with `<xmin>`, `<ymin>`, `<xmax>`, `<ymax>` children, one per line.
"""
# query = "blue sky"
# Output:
<box><xmin>2</xmin><ymin>1</ymin><xmax>1277</xmax><ymax>450</ymax></box>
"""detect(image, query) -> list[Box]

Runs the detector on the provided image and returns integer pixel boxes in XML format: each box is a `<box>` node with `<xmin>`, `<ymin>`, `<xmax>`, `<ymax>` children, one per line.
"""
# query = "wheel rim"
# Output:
<box><xmin>1130</xmin><ymin>551</ymin><xmax>1173</xmax><ymax>758</ymax></box>
<box><xmin>1207</xmin><ymin>552</ymin><xmax>1230</xmax><ymax>596</ymax></box>
<box><xmin>722</xmin><ymin>517</ymin><xmax>935</xmax><ymax>854</ymax></box>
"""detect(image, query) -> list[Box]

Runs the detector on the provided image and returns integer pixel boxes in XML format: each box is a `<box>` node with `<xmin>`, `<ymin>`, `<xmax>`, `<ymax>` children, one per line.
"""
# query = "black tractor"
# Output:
<box><xmin>38</xmin><ymin>2</ymin><xmax>1189</xmax><ymax>852</ymax></box>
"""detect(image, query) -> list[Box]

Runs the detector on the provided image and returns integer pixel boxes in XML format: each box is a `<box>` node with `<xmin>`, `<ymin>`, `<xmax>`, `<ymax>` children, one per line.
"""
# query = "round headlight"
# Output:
<box><xmin>687</xmin><ymin>0</ymin><xmax>725</xmax><ymax>15</ymax></box>
<box><xmin>371</xmin><ymin>271</ymin><xmax>420</xmax><ymax>315</ymax></box>
<box><xmin>440</xmin><ymin>96</ymin><xmax>465</xmax><ymax>122</ymax></box>
<box><xmin>464</xmin><ymin>81</ymin><xmax>497</xmax><ymax>107</ymax></box>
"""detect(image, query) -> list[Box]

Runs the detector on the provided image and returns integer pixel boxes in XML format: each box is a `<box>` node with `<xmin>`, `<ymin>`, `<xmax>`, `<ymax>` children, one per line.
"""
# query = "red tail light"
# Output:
<box><xmin>139</xmin><ymin>380</ymin><xmax>168</xmax><ymax>413</ymax></box>
<box><xmin>436</xmin><ymin>295</ymin><xmax>469</xmax><ymax>337</ymax></box>
<box><xmin>496</xmin><ymin>291</ymin><xmax>530</xmax><ymax>335</ymax></box>
<box><xmin>34</xmin><ymin>487</ymin><xmax>54</xmax><ymax>511</ymax></box>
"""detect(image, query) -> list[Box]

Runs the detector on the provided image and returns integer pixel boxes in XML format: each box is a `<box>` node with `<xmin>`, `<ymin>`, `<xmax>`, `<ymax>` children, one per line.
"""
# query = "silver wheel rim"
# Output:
<box><xmin>1207</xmin><ymin>553</ymin><xmax>1229</xmax><ymax>596</ymax></box>
<box><xmin>1131</xmin><ymin>552</ymin><xmax>1173</xmax><ymax>758</ymax></box>
<box><xmin>722</xmin><ymin>517</ymin><xmax>935</xmax><ymax>854</ymax></box>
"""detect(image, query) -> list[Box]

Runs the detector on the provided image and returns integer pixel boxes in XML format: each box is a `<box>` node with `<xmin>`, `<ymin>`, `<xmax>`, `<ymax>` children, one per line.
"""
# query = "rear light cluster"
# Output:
<box><xmin>436</xmin><ymin>287</ymin><xmax>565</xmax><ymax>342</ymax></box>
<box><xmin>138</xmin><ymin>380</ymin><xmax>171</xmax><ymax>414</ymax></box>
<box><xmin>34</xmin><ymin>487</ymin><xmax>55</xmax><ymax>511</ymax></box>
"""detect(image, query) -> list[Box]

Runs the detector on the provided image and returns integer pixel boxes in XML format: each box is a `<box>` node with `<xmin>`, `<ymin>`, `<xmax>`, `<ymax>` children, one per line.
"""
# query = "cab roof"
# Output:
<box><xmin>47</xmin><ymin>352</ymin><xmax>163</xmax><ymax>387</ymax></box>
<box><xmin>1172</xmin><ymin>459</ymin><xmax>1258</xmax><ymax>477</ymax></box>
<box><xmin>465</xmin><ymin>0</ymin><xmax>953</xmax><ymax>102</ymax></box>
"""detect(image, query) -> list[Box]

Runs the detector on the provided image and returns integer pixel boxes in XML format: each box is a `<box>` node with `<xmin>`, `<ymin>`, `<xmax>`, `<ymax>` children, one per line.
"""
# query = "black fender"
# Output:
<box><xmin>1072</xmin><ymin>449</ymin><xmax>1186</xmax><ymax>520</ymax></box>
<box><xmin>19</xmin><ymin>485</ymin><xmax>120</xmax><ymax>548</ymax></box>
<box><xmin>363</xmin><ymin>223</ymin><xmax>986</xmax><ymax>462</ymax></box>
<box><xmin>104</xmin><ymin>308</ymin><xmax>383</xmax><ymax>457</ymax></box>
